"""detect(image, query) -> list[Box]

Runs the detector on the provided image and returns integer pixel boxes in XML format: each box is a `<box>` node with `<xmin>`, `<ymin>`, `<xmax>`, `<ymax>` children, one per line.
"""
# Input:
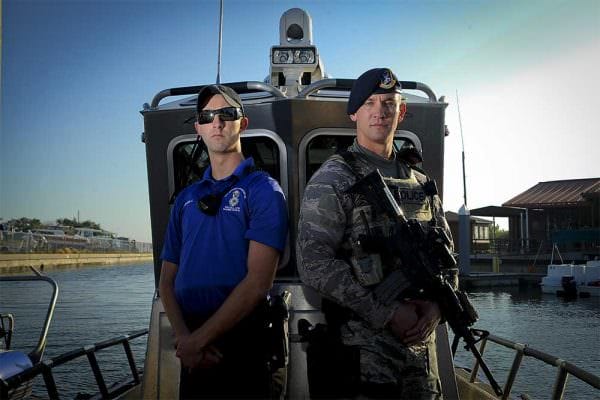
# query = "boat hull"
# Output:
<box><xmin>540</xmin><ymin>261</ymin><xmax>600</xmax><ymax>297</ymax></box>
<box><xmin>541</xmin><ymin>284</ymin><xmax>600</xmax><ymax>297</ymax></box>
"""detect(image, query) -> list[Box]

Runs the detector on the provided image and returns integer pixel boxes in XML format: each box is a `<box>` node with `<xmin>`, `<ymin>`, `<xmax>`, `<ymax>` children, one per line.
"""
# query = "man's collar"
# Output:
<box><xmin>352</xmin><ymin>139</ymin><xmax>397</xmax><ymax>163</ymax></box>
<box><xmin>202</xmin><ymin>157</ymin><xmax>255</xmax><ymax>182</ymax></box>
<box><xmin>231</xmin><ymin>157</ymin><xmax>256</xmax><ymax>179</ymax></box>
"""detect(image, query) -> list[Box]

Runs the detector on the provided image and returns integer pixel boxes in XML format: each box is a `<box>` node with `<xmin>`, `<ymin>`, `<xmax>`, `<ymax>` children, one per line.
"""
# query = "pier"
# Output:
<box><xmin>0</xmin><ymin>253</ymin><xmax>154</xmax><ymax>274</ymax></box>
<box><xmin>460</xmin><ymin>273</ymin><xmax>544</xmax><ymax>290</ymax></box>
<box><xmin>459</xmin><ymin>255</ymin><xmax>551</xmax><ymax>290</ymax></box>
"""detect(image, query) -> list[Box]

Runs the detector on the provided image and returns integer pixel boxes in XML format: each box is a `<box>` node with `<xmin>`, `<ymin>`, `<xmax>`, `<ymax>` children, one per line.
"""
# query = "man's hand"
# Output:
<box><xmin>402</xmin><ymin>299</ymin><xmax>441</xmax><ymax>346</ymax></box>
<box><xmin>388</xmin><ymin>302</ymin><xmax>419</xmax><ymax>340</ymax></box>
<box><xmin>173</xmin><ymin>328</ymin><xmax>191</xmax><ymax>349</ymax></box>
<box><xmin>176</xmin><ymin>335</ymin><xmax>223</xmax><ymax>369</ymax></box>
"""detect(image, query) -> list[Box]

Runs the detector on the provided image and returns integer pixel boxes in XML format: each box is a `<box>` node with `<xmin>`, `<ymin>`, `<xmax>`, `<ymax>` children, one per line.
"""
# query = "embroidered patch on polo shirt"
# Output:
<box><xmin>222</xmin><ymin>188</ymin><xmax>246</xmax><ymax>212</ymax></box>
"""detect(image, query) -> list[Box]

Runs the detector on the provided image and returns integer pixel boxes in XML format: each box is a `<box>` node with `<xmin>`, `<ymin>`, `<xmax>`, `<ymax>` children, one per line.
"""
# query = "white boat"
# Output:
<box><xmin>541</xmin><ymin>260</ymin><xmax>600</xmax><ymax>297</ymax></box>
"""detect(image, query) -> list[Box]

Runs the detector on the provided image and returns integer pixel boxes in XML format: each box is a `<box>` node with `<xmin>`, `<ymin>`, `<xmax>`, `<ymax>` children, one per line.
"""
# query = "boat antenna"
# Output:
<box><xmin>456</xmin><ymin>89</ymin><xmax>467</xmax><ymax>207</ymax></box>
<box><xmin>456</xmin><ymin>90</ymin><xmax>471</xmax><ymax>277</ymax></box>
<box><xmin>216</xmin><ymin>0</ymin><xmax>224</xmax><ymax>84</ymax></box>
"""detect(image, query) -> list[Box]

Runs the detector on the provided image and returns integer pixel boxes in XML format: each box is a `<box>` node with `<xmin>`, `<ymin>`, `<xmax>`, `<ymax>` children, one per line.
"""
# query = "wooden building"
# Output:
<box><xmin>471</xmin><ymin>178</ymin><xmax>599</xmax><ymax>257</ymax></box>
<box><xmin>503</xmin><ymin>178</ymin><xmax>599</xmax><ymax>255</ymax></box>
<box><xmin>445</xmin><ymin>211</ymin><xmax>493</xmax><ymax>253</ymax></box>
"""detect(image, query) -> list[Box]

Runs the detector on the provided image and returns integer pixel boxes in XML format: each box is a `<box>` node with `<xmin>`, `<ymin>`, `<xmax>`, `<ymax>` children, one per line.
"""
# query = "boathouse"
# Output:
<box><xmin>444</xmin><ymin>211</ymin><xmax>493</xmax><ymax>253</ymax></box>
<box><xmin>471</xmin><ymin>178</ymin><xmax>600</xmax><ymax>259</ymax></box>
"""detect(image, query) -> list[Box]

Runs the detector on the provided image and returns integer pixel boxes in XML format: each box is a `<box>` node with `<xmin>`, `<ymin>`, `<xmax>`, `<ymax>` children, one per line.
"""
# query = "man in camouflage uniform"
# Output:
<box><xmin>297</xmin><ymin>68</ymin><xmax>456</xmax><ymax>399</ymax></box>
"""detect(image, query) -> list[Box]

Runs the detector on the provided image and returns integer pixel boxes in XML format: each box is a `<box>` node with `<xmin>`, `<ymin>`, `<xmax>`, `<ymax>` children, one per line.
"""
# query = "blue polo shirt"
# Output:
<box><xmin>161</xmin><ymin>158</ymin><xmax>288</xmax><ymax>318</ymax></box>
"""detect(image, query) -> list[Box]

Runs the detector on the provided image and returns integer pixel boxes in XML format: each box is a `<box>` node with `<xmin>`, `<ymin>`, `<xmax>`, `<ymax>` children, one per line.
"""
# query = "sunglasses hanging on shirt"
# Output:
<box><xmin>198</xmin><ymin>176</ymin><xmax>239</xmax><ymax>215</ymax></box>
<box><xmin>196</xmin><ymin>164</ymin><xmax>256</xmax><ymax>216</ymax></box>
<box><xmin>197</xmin><ymin>107</ymin><xmax>243</xmax><ymax>125</ymax></box>
<box><xmin>197</xmin><ymin>192</ymin><xmax>225</xmax><ymax>216</ymax></box>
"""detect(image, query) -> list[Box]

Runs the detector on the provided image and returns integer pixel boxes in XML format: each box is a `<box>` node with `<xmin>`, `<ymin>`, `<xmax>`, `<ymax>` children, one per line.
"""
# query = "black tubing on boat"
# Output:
<box><xmin>296</xmin><ymin>79</ymin><xmax>354</xmax><ymax>98</ymax></box>
<box><xmin>149</xmin><ymin>81</ymin><xmax>286</xmax><ymax>109</ymax></box>
<box><xmin>296</xmin><ymin>79</ymin><xmax>438</xmax><ymax>102</ymax></box>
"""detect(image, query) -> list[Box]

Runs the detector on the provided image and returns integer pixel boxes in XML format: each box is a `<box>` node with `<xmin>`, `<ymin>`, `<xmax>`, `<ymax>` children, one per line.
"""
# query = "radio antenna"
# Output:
<box><xmin>216</xmin><ymin>0</ymin><xmax>224</xmax><ymax>84</ymax></box>
<box><xmin>456</xmin><ymin>89</ymin><xmax>471</xmax><ymax>277</ymax></box>
<box><xmin>456</xmin><ymin>89</ymin><xmax>467</xmax><ymax>206</ymax></box>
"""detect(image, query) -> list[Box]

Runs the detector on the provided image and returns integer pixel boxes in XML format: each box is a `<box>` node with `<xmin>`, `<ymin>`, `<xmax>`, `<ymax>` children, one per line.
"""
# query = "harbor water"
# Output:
<box><xmin>1</xmin><ymin>263</ymin><xmax>599</xmax><ymax>399</ymax></box>
<box><xmin>1</xmin><ymin>263</ymin><xmax>155</xmax><ymax>398</ymax></box>
<box><xmin>454</xmin><ymin>287</ymin><xmax>599</xmax><ymax>399</ymax></box>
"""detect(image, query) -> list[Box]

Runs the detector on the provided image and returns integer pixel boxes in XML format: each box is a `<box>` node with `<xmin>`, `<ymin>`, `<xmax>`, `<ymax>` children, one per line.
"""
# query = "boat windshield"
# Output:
<box><xmin>172</xmin><ymin>136</ymin><xmax>282</xmax><ymax>197</ymax></box>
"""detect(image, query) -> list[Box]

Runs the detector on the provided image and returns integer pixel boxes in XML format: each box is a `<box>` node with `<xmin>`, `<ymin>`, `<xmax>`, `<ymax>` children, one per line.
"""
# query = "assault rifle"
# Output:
<box><xmin>347</xmin><ymin>169</ymin><xmax>504</xmax><ymax>396</ymax></box>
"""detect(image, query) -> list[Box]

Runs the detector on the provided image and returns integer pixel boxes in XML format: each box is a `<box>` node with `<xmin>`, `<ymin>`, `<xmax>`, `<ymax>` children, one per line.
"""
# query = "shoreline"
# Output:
<box><xmin>0</xmin><ymin>252</ymin><xmax>154</xmax><ymax>274</ymax></box>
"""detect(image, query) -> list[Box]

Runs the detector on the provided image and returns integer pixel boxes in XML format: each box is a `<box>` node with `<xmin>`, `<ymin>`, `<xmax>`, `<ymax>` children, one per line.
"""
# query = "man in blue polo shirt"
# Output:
<box><xmin>159</xmin><ymin>84</ymin><xmax>288</xmax><ymax>399</ymax></box>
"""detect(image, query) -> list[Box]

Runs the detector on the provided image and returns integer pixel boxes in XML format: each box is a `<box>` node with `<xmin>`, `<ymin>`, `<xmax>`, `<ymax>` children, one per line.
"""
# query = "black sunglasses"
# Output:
<box><xmin>197</xmin><ymin>107</ymin><xmax>243</xmax><ymax>125</ymax></box>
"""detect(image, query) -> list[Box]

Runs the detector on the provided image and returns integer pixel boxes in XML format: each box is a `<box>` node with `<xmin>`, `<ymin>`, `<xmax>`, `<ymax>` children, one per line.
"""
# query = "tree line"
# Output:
<box><xmin>2</xmin><ymin>217</ymin><xmax>103</xmax><ymax>232</ymax></box>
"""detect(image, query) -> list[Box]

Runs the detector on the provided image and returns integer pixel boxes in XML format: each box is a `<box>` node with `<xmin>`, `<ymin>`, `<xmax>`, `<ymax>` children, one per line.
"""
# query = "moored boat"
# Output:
<box><xmin>541</xmin><ymin>260</ymin><xmax>600</xmax><ymax>298</ymax></box>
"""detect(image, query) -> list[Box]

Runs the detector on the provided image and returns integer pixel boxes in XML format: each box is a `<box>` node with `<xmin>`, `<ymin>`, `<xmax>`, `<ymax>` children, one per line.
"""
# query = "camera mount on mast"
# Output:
<box><xmin>269</xmin><ymin>8</ymin><xmax>326</xmax><ymax>97</ymax></box>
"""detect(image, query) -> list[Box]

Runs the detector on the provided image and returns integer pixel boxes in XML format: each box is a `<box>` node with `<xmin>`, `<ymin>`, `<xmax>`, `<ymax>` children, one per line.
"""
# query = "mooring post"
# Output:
<box><xmin>459</xmin><ymin>205</ymin><xmax>471</xmax><ymax>276</ymax></box>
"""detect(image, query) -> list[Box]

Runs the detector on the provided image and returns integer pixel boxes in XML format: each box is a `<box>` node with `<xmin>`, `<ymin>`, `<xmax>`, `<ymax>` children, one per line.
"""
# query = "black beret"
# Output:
<box><xmin>347</xmin><ymin>68</ymin><xmax>402</xmax><ymax>114</ymax></box>
<box><xmin>196</xmin><ymin>84</ymin><xmax>244</xmax><ymax>113</ymax></box>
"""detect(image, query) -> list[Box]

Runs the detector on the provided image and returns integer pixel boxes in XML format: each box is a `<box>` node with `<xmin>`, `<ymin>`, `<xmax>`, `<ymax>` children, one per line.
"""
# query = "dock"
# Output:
<box><xmin>458</xmin><ymin>255</ymin><xmax>549</xmax><ymax>289</ymax></box>
<box><xmin>459</xmin><ymin>272</ymin><xmax>544</xmax><ymax>290</ymax></box>
<box><xmin>0</xmin><ymin>252</ymin><xmax>154</xmax><ymax>274</ymax></box>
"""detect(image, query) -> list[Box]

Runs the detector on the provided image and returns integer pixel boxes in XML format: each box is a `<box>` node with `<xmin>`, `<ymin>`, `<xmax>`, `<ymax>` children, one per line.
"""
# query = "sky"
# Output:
<box><xmin>1</xmin><ymin>0</ymin><xmax>599</xmax><ymax>242</ymax></box>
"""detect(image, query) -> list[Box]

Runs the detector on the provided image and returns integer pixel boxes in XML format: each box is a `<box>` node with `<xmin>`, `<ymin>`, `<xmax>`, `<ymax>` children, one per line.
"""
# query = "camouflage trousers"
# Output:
<box><xmin>342</xmin><ymin>320</ymin><xmax>443</xmax><ymax>399</ymax></box>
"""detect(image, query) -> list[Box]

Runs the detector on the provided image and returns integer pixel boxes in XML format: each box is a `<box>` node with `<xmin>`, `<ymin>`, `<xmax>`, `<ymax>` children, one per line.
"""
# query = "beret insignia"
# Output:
<box><xmin>379</xmin><ymin>68</ymin><xmax>396</xmax><ymax>89</ymax></box>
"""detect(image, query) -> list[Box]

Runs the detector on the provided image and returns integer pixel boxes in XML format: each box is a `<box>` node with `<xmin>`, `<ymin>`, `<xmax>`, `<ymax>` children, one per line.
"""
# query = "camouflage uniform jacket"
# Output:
<box><xmin>297</xmin><ymin>145</ymin><xmax>456</xmax><ymax>385</ymax></box>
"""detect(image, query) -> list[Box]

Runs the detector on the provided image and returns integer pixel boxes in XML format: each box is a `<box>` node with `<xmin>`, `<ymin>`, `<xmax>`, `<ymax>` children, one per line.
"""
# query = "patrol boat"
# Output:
<box><xmin>2</xmin><ymin>7</ymin><xmax>599</xmax><ymax>400</ymax></box>
<box><xmin>133</xmin><ymin>7</ymin><xmax>599</xmax><ymax>400</ymax></box>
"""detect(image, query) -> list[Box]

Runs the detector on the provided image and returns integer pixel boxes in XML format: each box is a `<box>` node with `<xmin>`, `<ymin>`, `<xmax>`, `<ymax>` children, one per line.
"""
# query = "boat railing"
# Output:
<box><xmin>0</xmin><ymin>329</ymin><xmax>148</xmax><ymax>400</ymax></box>
<box><xmin>148</xmin><ymin>81</ymin><xmax>286</xmax><ymax>109</ymax></box>
<box><xmin>295</xmin><ymin>78</ymin><xmax>354</xmax><ymax>98</ymax></box>
<box><xmin>295</xmin><ymin>79</ymin><xmax>438</xmax><ymax>102</ymax></box>
<box><xmin>466</xmin><ymin>329</ymin><xmax>600</xmax><ymax>400</ymax></box>
<box><xmin>0</xmin><ymin>267</ymin><xmax>59</xmax><ymax>364</ymax></box>
<box><xmin>0</xmin><ymin>313</ymin><xmax>15</xmax><ymax>351</ymax></box>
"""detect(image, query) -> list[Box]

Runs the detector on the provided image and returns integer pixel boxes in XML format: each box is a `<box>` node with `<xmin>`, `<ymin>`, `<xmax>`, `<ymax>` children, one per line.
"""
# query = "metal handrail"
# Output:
<box><xmin>0</xmin><ymin>266</ymin><xmax>58</xmax><ymax>364</ymax></box>
<box><xmin>148</xmin><ymin>78</ymin><xmax>440</xmax><ymax>108</ymax></box>
<box><xmin>466</xmin><ymin>330</ymin><xmax>600</xmax><ymax>399</ymax></box>
<box><xmin>0</xmin><ymin>329</ymin><xmax>148</xmax><ymax>399</ymax></box>
<box><xmin>296</xmin><ymin>78</ymin><xmax>438</xmax><ymax>102</ymax></box>
<box><xmin>0</xmin><ymin>313</ymin><xmax>15</xmax><ymax>350</ymax></box>
<box><xmin>295</xmin><ymin>78</ymin><xmax>354</xmax><ymax>98</ymax></box>
<box><xmin>149</xmin><ymin>81</ymin><xmax>286</xmax><ymax>109</ymax></box>
<box><xmin>400</xmin><ymin>81</ymin><xmax>438</xmax><ymax>102</ymax></box>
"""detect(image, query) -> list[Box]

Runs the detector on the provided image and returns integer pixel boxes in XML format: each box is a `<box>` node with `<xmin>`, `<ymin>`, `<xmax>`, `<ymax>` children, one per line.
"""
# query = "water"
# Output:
<box><xmin>454</xmin><ymin>287</ymin><xmax>600</xmax><ymax>400</ymax></box>
<box><xmin>1</xmin><ymin>265</ymin><xmax>599</xmax><ymax>399</ymax></box>
<box><xmin>0</xmin><ymin>263</ymin><xmax>155</xmax><ymax>398</ymax></box>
